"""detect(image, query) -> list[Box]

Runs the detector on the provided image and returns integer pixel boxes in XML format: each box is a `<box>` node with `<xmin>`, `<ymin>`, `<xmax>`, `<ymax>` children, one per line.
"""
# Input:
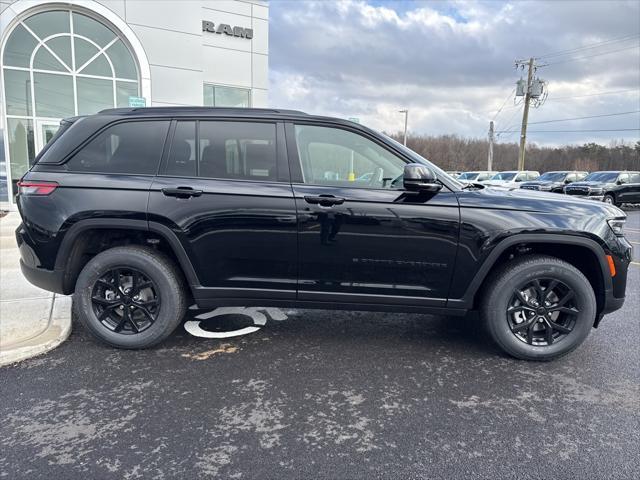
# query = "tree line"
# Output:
<box><xmin>388</xmin><ymin>133</ymin><xmax>640</xmax><ymax>173</ymax></box>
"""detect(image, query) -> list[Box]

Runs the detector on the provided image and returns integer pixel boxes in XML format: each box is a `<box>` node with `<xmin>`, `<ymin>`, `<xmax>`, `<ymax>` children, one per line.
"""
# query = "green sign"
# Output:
<box><xmin>128</xmin><ymin>96</ymin><xmax>146</xmax><ymax>107</ymax></box>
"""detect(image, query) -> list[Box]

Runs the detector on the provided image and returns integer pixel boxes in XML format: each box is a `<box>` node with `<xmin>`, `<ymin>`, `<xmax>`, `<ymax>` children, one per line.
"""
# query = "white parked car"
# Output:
<box><xmin>484</xmin><ymin>171</ymin><xmax>540</xmax><ymax>189</ymax></box>
<box><xmin>457</xmin><ymin>171</ymin><xmax>497</xmax><ymax>184</ymax></box>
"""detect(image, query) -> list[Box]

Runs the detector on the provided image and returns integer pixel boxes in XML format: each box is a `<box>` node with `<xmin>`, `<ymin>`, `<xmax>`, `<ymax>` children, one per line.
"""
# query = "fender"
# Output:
<box><xmin>447</xmin><ymin>233</ymin><xmax>612</xmax><ymax>309</ymax></box>
<box><xmin>54</xmin><ymin>218</ymin><xmax>201</xmax><ymax>291</ymax></box>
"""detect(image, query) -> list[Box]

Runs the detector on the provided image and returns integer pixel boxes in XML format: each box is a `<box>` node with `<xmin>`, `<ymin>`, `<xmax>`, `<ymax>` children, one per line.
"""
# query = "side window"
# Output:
<box><xmin>515</xmin><ymin>173</ymin><xmax>527</xmax><ymax>182</ymax></box>
<box><xmin>164</xmin><ymin>121</ymin><xmax>197</xmax><ymax>177</ymax></box>
<box><xmin>199</xmin><ymin>121</ymin><xmax>277</xmax><ymax>181</ymax></box>
<box><xmin>66</xmin><ymin>121</ymin><xmax>169</xmax><ymax>174</ymax></box>
<box><xmin>566</xmin><ymin>173</ymin><xmax>577</xmax><ymax>183</ymax></box>
<box><xmin>294</xmin><ymin>124</ymin><xmax>405</xmax><ymax>189</ymax></box>
<box><xmin>618</xmin><ymin>173</ymin><xmax>629</xmax><ymax>184</ymax></box>
<box><xmin>527</xmin><ymin>172</ymin><xmax>539</xmax><ymax>180</ymax></box>
<box><xmin>630</xmin><ymin>173</ymin><xmax>640</xmax><ymax>183</ymax></box>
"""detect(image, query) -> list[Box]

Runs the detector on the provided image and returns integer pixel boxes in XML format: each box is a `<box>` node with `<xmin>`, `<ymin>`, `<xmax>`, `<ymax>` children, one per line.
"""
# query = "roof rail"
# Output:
<box><xmin>97</xmin><ymin>106</ymin><xmax>308</xmax><ymax>115</ymax></box>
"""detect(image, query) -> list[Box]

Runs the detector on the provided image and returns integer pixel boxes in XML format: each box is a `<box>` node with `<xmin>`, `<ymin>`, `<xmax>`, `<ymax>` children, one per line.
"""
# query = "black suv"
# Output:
<box><xmin>519</xmin><ymin>170</ymin><xmax>588</xmax><ymax>193</ymax></box>
<box><xmin>16</xmin><ymin>108</ymin><xmax>632</xmax><ymax>361</ymax></box>
<box><xmin>564</xmin><ymin>171</ymin><xmax>640</xmax><ymax>206</ymax></box>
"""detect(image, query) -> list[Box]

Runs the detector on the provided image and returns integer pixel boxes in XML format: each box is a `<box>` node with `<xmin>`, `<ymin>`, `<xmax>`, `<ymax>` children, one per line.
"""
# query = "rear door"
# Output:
<box><xmin>286</xmin><ymin>122</ymin><xmax>460</xmax><ymax>307</ymax></box>
<box><xmin>148</xmin><ymin>119</ymin><xmax>298</xmax><ymax>302</ymax></box>
<box><xmin>618</xmin><ymin>173</ymin><xmax>640</xmax><ymax>203</ymax></box>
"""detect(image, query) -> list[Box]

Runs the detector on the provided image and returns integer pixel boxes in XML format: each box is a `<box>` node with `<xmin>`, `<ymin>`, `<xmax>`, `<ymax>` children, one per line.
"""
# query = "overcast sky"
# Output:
<box><xmin>268</xmin><ymin>0</ymin><xmax>640</xmax><ymax>146</ymax></box>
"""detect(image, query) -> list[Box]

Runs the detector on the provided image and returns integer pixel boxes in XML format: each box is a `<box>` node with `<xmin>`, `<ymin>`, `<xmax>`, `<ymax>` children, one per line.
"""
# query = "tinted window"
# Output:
<box><xmin>294</xmin><ymin>124</ymin><xmax>405</xmax><ymax>189</ymax></box>
<box><xmin>630</xmin><ymin>173</ymin><xmax>640</xmax><ymax>183</ymax></box>
<box><xmin>584</xmin><ymin>172</ymin><xmax>618</xmax><ymax>182</ymax></box>
<box><xmin>165</xmin><ymin>121</ymin><xmax>196</xmax><ymax>177</ymax></box>
<box><xmin>198</xmin><ymin>121</ymin><xmax>277</xmax><ymax>181</ymax></box>
<box><xmin>618</xmin><ymin>173</ymin><xmax>630</xmax><ymax>184</ymax></box>
<box><xmin>492</xmin><ymin>172</ymin><xmax>516</xmax><ymax>181</ymax></box>
<box><xmin>67</xmin><ymin>121</ymin><xmax>169</xmax><ymax>174</ymax></box>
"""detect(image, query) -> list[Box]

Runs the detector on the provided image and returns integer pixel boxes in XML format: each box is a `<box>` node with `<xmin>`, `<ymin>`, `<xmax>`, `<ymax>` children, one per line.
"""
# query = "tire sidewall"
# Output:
<box><xmin>485</xmin><ymin>260</ymin><xmax>596</xmax><ymax>360</ymax></box>
<box><xmin>75</xmin><ymin>248</ymin><xmax>182</xmax><ymax>348</ymax></box>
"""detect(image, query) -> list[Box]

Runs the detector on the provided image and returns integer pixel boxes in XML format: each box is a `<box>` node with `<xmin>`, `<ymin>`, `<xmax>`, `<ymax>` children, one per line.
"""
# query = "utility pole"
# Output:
<box><xmin>517</xmin><ymin>57</ymin><xmax>535</xmax><ymax>170</ymax></box>
<box><xmin>487</xmin><ymin>120</ymin><xmax>494</xmax><ymax>171</ymax></box>
<box><xmin>399</xmin><ymin>109</ymin><xmax>408</xmax><ymax>145</ymax></box>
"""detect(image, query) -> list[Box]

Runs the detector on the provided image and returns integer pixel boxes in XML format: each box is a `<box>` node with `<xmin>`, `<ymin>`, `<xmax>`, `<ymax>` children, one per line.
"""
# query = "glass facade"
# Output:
<box><xmin>203</xmin><ymin>84</ymin><xmax>251</xmax><ymax>108</ymax></box>
<box><xmin>1</xmin><ymin>9</ymin><xmax>140</xmax><ymax>201</ymax></box>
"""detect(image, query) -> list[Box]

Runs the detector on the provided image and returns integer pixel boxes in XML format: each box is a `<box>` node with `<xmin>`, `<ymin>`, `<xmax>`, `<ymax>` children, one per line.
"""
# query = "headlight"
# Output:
<box><xmin>589</xmin><ymin>187</ymin><xmax>603</xmax><ymax>194</ymax></box>
<box><xmin>539</xmin><ymin>185</ymin><xmax>552</xmax><ymax>191</ymax></box>
<box><xmin>607</xmin><ymin>218</ymin><xmax>625</xmax><ymax>236</ymax></box>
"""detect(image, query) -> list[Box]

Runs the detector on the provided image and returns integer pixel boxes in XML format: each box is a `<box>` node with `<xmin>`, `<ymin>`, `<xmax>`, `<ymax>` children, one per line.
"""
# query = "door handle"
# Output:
<box><xmin>304</xmin><ymin>195</ymin><xmax>345</xmax><ymax>207</ymax></box>
<box><xmin>161</xmin><ymin>187</ymin><xmax>203</xmax><ymax>199</ymax></box>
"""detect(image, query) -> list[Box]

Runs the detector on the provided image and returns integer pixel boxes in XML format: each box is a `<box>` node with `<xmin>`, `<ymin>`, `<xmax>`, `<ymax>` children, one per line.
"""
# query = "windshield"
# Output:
<box><xmin>491</xmin><ymin>172</ymin><xmax>516</xmax><ymax>181</ymax></box>
<box><xmin>538</xmin><ymin>172</ymin><xmax>567</xmax><ymax>182</ymax></box>
<box><xmin>380</xmin><ymin>133</ymin><xmax>464</xmax><ymax>189</ymax></box>
<box><xmin>584</xmin><ymin>172</ymin><xmax>618</xmax><ymax>183</ymax></box>
<box><xmin>458</xmin><ymin>172</ymin><xmax>479</xmax><ymax>180</ymax></box>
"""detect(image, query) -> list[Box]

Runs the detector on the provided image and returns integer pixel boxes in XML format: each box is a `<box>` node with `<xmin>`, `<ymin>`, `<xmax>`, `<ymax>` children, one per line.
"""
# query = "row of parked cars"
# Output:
<box><xmin>446</xmin><ymin>170</ymin><xmax>640</xmax><ymax>206</ymax></box>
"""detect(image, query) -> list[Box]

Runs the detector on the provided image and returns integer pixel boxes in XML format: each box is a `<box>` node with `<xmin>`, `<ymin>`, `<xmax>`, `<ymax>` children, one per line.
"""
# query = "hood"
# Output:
<box><xmin>520</xmin><ymin>180</ymin><xmax>563</xmax><ymax>188</ymax></box>
<box><xmin>459</xmin><ymin>185</ymin><xmax>624</xmax><ymax>217</ymax></box>
<box><xmin>567</xmin><ymin>181</ymin><xmax>615</xmax><ymax>188</ymax></box>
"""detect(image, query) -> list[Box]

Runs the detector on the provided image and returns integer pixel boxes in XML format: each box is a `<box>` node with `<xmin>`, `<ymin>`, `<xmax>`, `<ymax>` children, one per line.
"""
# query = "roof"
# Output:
<box><xmin>97</xmin><ymin>106</ymin><xmax>309</xmax><ymax>117</ymax></box>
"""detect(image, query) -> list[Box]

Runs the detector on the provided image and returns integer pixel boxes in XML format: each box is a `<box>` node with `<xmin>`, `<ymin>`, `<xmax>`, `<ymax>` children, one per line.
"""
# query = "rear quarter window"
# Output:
<box><xmin>65</xmin><ymin>121</ymin><xmax>170</xmax><ymax>175</ymax></box>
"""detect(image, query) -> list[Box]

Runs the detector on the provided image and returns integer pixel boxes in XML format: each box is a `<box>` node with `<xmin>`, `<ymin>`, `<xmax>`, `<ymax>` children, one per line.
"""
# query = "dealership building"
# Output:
<box><xmin>0</xmin><ymin>0</ymin><xmax>269</xmax><ymax>207</ymax></box>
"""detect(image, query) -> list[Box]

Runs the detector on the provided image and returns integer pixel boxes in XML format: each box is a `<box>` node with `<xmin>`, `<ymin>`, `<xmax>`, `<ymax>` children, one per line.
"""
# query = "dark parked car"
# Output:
<box><xmin>520</xmin><ymin>170</ymin><xmax>588</xmax><ymax>193</ymax></box>
<box><xmin>564</xmin><ymin>171</ymin><xmax>640</xmax><ymax>206</ymax></box>
<box><xmin>16</xmin><ymin>107</ymin><xmax>631</xmax><ymax>361</ymax></box>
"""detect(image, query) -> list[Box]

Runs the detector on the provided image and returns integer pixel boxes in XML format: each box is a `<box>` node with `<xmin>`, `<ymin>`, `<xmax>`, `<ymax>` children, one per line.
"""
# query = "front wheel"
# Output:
<box><xmin>74</xmin><ymin>246</ymin><xmax>186</xmax><ymax>349</ymax></box>
<box><xmin>481</xmin><ymin>255</ymin><xmax>596</xmax><ymax>361</ymax></box>
<box><xmin>603</xmin><ymin>194</ymin><xmax>616</xmax><ymax>206</ymax></box>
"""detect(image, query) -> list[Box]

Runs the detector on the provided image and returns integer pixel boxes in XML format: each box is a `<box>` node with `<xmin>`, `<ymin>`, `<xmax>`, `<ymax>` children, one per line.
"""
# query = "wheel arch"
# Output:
<box><xmin>448</xmin><ymin>234</ymin><xmax>612</xmax><ymax>312</ymax></box>
<box><xmin>55</xmin><ymin>219</ymin><xmax>199</xmax><ymax>294</ymax></box>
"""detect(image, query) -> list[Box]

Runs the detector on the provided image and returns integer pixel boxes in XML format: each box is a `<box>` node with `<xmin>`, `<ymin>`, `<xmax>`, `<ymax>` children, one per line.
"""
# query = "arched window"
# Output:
<box><xmin>2</xmin><ymin>8</ymin><xmax>140</xmax><ymax>197</ymax></box>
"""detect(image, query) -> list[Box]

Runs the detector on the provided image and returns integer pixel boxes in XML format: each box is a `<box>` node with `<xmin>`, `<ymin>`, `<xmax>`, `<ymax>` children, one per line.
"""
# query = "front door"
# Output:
<box><xmin>148</xmin><ymin>119</ymin><xmax>298</xmax><ymax>303</ymax></box>
<box><xmin>287</xmin><ymin>123</ymin><xmax>460</xmax><ymax>307</ymax></box>
<box><xmin>35</xmin><ymin>119</ymin><xmax>61</xmax><ymax>153</ymax></box>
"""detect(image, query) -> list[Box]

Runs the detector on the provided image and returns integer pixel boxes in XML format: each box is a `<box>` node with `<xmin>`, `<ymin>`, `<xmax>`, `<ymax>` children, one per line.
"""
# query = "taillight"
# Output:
<box><xmin>17</xmin><ymin>180</ymin><xmax>58</xmax><ymax>195</ymax></box>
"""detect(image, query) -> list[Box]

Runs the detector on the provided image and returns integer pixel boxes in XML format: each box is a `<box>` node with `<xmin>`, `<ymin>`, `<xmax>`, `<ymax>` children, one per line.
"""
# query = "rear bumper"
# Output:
<box><xmin>20</xmin><ymin>259</ymin><xmax>66</xmax><ymax>295</ymax></box>
<box><xmin>16</xmin><ymin>224</ymin><xmax>66</xmax><ymax>294</ymax></box>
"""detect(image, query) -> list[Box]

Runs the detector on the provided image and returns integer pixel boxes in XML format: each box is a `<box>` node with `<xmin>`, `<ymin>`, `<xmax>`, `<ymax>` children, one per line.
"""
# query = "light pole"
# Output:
<box><xmin>398</xmin><ymin>109</ymin><xmax>408</xmax><ymax>146</ymax></box>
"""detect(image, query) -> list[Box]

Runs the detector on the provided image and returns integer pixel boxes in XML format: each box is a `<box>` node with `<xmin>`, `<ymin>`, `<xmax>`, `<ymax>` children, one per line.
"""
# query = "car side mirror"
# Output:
<box><xmin>403</xmin><ymin>163</ymin><xmax>442</xmax><ymax>193</ymax></box>
<box><xmin>564</xmin><ymin>179</ymin><xmax>571</xmax><ymax>184</ymax></box>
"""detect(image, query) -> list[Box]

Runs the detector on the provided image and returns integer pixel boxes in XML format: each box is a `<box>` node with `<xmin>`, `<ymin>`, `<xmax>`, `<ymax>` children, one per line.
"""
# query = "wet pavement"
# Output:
<box><xmin>1</xmin><ymin>211</ymin><xmax>638</xmax><ymax>479</ymax></box>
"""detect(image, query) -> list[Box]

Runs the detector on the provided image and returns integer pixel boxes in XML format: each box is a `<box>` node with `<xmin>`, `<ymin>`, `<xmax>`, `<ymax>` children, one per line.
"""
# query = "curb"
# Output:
<box><xmin>0</xmin><ymin>294</ymin><xmax>73</xmax><ymax>367</ymax></box>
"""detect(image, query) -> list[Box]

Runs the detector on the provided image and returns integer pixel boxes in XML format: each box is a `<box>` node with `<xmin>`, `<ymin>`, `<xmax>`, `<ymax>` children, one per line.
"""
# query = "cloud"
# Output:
<box><xmin>268</xmin><ymin>0</ymin><xmax>640</xmax><ymax>146</ymax></box>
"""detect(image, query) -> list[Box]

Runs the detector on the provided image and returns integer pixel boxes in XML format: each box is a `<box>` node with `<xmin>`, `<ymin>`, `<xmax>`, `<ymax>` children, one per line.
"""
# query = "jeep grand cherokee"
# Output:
<box><xmin>16</xmin><ymin>107</ymin><xmax>632</xmax><ymax>361</ymax></box>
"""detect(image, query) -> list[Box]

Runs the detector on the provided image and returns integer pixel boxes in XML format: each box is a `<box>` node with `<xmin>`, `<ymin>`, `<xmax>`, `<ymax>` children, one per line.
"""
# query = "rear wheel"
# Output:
<box><xmin>74</xmin><ymin>246</ymin><xmax>186</xmax><ymax>349</ymax></box>
<box><xmin>481</xmin><ymin>255</ymin><xmax>596</xmax><ymax>361</ymax></box>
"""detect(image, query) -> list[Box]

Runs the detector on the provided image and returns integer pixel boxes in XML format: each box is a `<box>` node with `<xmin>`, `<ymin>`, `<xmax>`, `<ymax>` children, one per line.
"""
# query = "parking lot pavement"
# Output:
<box><xmin>1</xmin><ymin>212</ymin><xmax>638</xmax><ymax>480</ymax></box>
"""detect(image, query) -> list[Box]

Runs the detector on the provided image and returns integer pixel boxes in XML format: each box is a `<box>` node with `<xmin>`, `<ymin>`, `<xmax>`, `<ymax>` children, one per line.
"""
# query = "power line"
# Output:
<box><xmin>544</xmin><ymin>44</ymin><xmax>640</xmax><ymax>66</ymax></box>
<box><xmin>536</xmin><ymin>33</ymin><xmax>640</xmax><ymax>60</ymax></box>
<box><xmin>527</xmin><ymin>110</ymin><xmax>640</xmax><ymax>125</ymax></box>
<box><xmin>490</xmin><ymin>88</ymin><xmax>516</xmax><ymax>121</ymax></box>
<box><xmin>483</xmin><ymin>89</ymin><xmax>638</xmax><ymax>115</ymax></box>
<box><xmin>547</xmin><ymin>88</ymin><xmax>639</xmax><ymax>101</ymax></box>
<box><xmin>497</xmin><ymin>128</ymin><xmax>640</xmax><ymax>133</ymax></box>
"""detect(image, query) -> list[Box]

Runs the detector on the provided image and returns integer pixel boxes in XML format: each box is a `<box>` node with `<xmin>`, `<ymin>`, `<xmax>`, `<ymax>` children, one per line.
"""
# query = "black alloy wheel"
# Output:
<box><xmin>507</xmin><ymin>278</ymin><xmax>577</xmax><ymax>346</ymax></box>
<box><xmin>91</xmin><ymin>268</ymin><xmax>161</xmax><ymax>334</ymax></box>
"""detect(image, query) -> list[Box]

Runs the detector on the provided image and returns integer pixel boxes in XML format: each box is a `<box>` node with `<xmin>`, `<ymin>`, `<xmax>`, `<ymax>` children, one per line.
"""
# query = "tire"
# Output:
<box><xmin>74</xmin><ymin>246</ymin><xmax>187</xmax><ymax>349</ymax></box>
<box><xmin>481</xmin><ymin>254</ymin><xmax>596</xmax><ymax>361</ymax></box>
<box><xmin>603</xmin><ymin>194</ymin><xmax>616</xmax><ymax>206</ymax></box>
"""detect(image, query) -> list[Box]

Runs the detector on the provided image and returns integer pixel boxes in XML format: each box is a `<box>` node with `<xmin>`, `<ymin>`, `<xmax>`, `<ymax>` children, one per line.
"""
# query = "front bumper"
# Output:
<box><xmin>564</xmin><ymin>194</ymin><xmax>604</xmax><ymax>201</ymax></box>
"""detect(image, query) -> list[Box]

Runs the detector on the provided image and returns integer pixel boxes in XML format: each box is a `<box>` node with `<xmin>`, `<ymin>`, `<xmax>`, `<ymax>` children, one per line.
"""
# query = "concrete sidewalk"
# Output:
<box><xmin>0</xmin><ymin>212</ymin><xmax>71</xmax><ymax>366</ymax></box>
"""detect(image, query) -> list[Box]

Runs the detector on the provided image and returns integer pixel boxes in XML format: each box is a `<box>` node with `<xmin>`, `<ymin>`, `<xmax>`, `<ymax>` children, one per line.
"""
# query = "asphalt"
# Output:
<box><xmin>1</xmin><ymin>211</ymin><xmax>638</xmax><ymax>480</ymax></box>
